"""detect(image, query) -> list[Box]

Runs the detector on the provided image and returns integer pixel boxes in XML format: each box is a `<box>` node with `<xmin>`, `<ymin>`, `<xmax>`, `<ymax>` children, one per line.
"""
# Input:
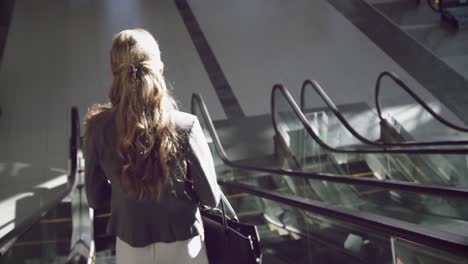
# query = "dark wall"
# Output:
<box><xmin>0</xmin><ymin>0</ymin><xmax>15</xmax><ymax>65</ymax></box>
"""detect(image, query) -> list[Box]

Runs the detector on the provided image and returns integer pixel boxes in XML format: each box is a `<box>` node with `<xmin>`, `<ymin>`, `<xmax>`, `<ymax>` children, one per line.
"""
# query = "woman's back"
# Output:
<box><xmin>86</xmin><ymin>109</ymin><xmax>219</xmax><ymax>247</ymax></box>
<box><xmin>84</xmin><ymin>29</ymin><xmax>219</xmax><ymax>263</ymax></box>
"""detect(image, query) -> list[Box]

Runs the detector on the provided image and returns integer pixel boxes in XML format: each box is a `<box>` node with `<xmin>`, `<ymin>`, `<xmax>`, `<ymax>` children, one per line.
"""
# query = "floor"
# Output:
<box><xmin>0</xmin><ymin>0</ymin><xmax>467</xmax><ymax>250</ymax></box>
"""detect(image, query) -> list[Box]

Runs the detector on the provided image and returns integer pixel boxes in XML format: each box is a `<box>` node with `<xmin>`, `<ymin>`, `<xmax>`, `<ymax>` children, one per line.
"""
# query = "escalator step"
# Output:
<box><xmin>44</xmin><ymin>202</ymin><xmax>72</xmax><ymax>218</ymax></box>
<box><xmin>1</xmin><ymin>236</ymin><xmax>71</xmax><ymax>263</ymax></box>
<box><xmin>16</xmin><ymin>202</ymin><xmax>72</xmax><ymax>243</ymax></box>
<box><xmin>340</xmin><ymin>160</ymin><xmax>374</xmax><ymax>176</ymax></box>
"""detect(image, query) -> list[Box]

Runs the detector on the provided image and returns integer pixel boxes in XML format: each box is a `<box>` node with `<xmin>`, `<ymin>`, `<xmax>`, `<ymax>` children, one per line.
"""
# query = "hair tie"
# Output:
<box><xmin>129</xmin><ymin>63</ymin><xmax>137</xmax><ymax>80</ymax></box>
<box><xmin>114</xmin><ymin>61</ymin><xmax>156</xmax><ymax>79</ymax></box>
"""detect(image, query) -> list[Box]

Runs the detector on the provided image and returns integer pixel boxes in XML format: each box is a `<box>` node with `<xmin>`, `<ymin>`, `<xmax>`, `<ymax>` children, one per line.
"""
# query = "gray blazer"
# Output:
<box><xmin>84</xmin><ymin>110</ymin><xmax>221</xmax><ymax>247</ymax></box>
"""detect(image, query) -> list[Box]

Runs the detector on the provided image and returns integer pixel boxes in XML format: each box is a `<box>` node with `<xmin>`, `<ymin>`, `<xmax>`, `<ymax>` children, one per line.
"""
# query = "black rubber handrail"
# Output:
<box><xmin>191</xmin><ymin>93</ymin><xmax>468</xmax><ymax>199</ymax></box>
<box><xmin>220</xmin><ymin>180</ymin><xmax>468</xmax><ymax>258</ymax></box>
<box><xmin>300</xmin><ymin>76</ymin><xmax>468</xmax><ymax>147</ymax></box>
<box><xmin>376</xmin><ymin>71</ymin><xmax>468</xmax><ymax>133</ymax></box>
<box><xmin>276</xmin><ymin>83</ymin><xmax>468</xmax><ymax>154</ymax></box>
<box><xmin>0</xmin><ymin>107</ymin><xmax>79</xmax><ymax>255</ymax></box>
<box><xmin>300</xmin><ymin>79</ymin><xmax>381</xmax><ymax>146</ymax></box>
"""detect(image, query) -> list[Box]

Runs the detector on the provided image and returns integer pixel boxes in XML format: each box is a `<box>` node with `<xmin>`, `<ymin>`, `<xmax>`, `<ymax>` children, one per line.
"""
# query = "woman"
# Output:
<box><xmin>84</xmin><ymin>29</ymin><xmax>220</xmax><ymax>264</ymax></box>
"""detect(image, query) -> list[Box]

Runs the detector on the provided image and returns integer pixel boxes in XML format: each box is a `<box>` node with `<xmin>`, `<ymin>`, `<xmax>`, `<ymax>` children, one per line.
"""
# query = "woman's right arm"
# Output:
<box><xmin>188</xmin><ymin>118</ymin><xmax>221</xmax><ymax>208</ymax></box>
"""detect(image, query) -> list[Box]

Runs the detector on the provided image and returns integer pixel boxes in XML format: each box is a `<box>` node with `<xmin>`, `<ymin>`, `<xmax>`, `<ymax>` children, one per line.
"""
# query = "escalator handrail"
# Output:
<box><xmin>191</xmin><ymin>93</ymin><xmax>468</xmax><ymax>199</ymax></box>
<box><xmin>275</xmin><ymin>83</ymin><xmax>468</xmax><ymax>154</ymax></box>
<box><xmin>192</xmin><ymin>94</ymin><xmax>468</xmax><ymax>257</ymax></box>
<box><xmin>301</xmin><ymin>79</ymin><xmax>380</xmax><ymax>146</ymax></box>
<box><xmin>220</xmin><ymin>180</ymin><xmax>468</xmax><ymax>258</ymax></box>
<box><xmin>0</xmin><ymin>107</ymin><xmax>79</xmax><ymax>255</ymax></box>
<box><xmin>375</xmin><ymin>71</ymin><xmax>468</xmax><ymax>133</ymax></box>
<box><xmin>300</xmin><ymin>77</ymin><xmax>468</xmax><ymax>147</ymax></box>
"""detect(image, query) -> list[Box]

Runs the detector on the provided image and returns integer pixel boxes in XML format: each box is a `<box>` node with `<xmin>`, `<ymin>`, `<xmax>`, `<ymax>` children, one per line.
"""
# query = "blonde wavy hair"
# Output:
<box><xmin>86</xmin><ymin>29</ymin><xmax>184</xmax><ymax>200</ymax></box>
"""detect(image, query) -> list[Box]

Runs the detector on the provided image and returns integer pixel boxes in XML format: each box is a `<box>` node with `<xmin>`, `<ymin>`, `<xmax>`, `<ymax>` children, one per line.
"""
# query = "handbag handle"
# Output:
<box><xmin>220</xmin><ymin>197</ymin><xmax>228</xmax><ymax>232</ymax></box>
<box><xmin>199</xmin><ymin>191</ymin><xmax>238</xmax><ymax>233</ymax></box>
<box><xmin>220</xmin><ymin>192</ymin><xmax>239</xmax><ymax>222</ymax></box>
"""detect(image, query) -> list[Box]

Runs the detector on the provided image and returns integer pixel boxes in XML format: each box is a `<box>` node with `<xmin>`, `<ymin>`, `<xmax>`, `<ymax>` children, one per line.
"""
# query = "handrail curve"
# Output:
<box><xmin>191</xmin><ymin>93</ymin><xmax>468</xmax><ymax>198</ymax></box>
<box><xmin>300</xmin><ymin>76</ymin><xmax>468</xmax><ymax>147</ymax></box>
<box><xmin>277</xmin><ymin>83</ymin><xmax>468</xmax><ymax>154</ymax></box>
<box><xmin>300</xmin><ymin>79</ymin><xmax>381</xmax><ymax>146</ymax></box>
<box><xmin>375</xmin><ymin>71</ymin><xmax>468</xmax><ymax>133</ymax></box>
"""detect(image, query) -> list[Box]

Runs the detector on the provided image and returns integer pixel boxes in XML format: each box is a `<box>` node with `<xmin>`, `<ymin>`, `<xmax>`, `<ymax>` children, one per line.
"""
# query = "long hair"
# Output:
<box><xmin>86</xmin><ymin>29</ymin><xmax>184</xmax><ymax>200</ymax></box>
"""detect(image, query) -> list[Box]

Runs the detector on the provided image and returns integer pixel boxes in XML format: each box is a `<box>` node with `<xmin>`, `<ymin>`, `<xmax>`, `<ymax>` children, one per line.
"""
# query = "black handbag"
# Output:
<box><xmin>201</xmin><ymin>195</ymin><xmax>262</xmax><ymax>264</ymax></box>
<box><xmin>185</xmin><ymin>142</ymin><xmax>262</xmax><ymax>264</ymax></box>
<box><xmin>184</xmin><ymin>164</ymin><xmax>262</xmax><ymax>264</ymax></box>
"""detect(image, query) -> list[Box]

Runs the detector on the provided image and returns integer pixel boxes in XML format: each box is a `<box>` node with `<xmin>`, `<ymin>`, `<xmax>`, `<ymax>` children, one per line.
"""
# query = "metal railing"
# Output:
<box><xmin>192</xmin><ymin>93</ymin><xmax>468</xmax><ymax>198</ymax></box>
<box><xmin>279</xmin><ymin>83</ymin><xmax>468</xmax><ymax>155</ymax></box>
<box><xmin>375</xmin><ymin>71</ymin><xmax>468</xmax><ymax>133</ymax></box>
<box><xmin>220</xmin><ymin>180</ymin><xmax>468</xmax><ymax>257</ymax></box>
<box><xmin>300</xmin><ymin>72</ymin><xmax>468</xmax><ymax>148</ymax></box>
<box><xmin>191</xmin><ymin>93</ymin><xmax>468</xmax><ymax>257</ymax></box>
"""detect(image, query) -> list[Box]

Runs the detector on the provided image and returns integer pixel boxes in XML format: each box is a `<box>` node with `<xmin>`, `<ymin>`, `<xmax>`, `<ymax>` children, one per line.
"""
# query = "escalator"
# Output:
<box><xmin>271</xmin><ymin>82</ymin><xmax>468</xmax><ymax>237</ymax></box>
<box><xmin>191</xmin><ymin>93</ymin><xmax>468</xmax><ymax>263</ymax></box>
<box><xmin>297</xmin><ymin>73</ymin><xmax>468</xmax><ymax>187</ymax></box>
<box><xmin>301</xmin><ymin>72</ymin><xmax>468</xmax><ymax>148</ymax></box>
<box><xmin>1</xmin><ymin>92</ymin><xmax>468</xmax><ymax>263</ymax></box>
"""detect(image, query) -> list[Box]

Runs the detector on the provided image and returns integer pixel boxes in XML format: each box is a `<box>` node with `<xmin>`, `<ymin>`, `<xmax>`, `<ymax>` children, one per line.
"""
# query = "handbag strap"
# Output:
<box><xmin>220</xmin><ymin>192</ymin><xmax>239</xmax><ymax>221</ymax></box>
<box><xmin>185</xmin><ymin>165</ymin><xmax>239</xmax><ymax>222</ymax></box>
<box><xmin>219</xmin><ymin>197</ymin><xmax>228</xmax><ymax>232</ymax></box>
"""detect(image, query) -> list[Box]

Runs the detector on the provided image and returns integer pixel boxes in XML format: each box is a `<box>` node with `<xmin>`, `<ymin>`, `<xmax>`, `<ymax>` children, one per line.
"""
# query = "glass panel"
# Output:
<box><xmin>275</xmin><ymin>90</ymin><xmax>350</xmax><ymax>175</ymax></box>
<box><xmin>224</xmin><ymin>189</ymin><xmax>392</xmax><ymax>263</ymax></box>
<box><xmin>301</xmin><ymin>82</ymin><xmax>380</xmax><ymax>146</ymax></box>
<box><xmin>259</xmin><ymin>199</ymin><xmax>390</xmax><ymax>264</ymax></box>
<box><xmin>223</xmin><ymin>185</ymin><xmax>468</xmax><ymax>264</ymax></box>
<box><xmin>363</xmin><ymin>152</ymin><xmax>468</xmax><ymax>186</ymax></box>
<box><xmin>193</xmin><ymin>98</ymin><xmax>468</xmax><ymax>263</ymax></box>
<box><xmin>377</xmin><ymin>77</ymin><xmax>468</xmax><ymax>188</ymax></box>
<box><xmin>280</xmin><ymin>88</ymin><xmax>468</xmax><ymax>187</ymax></box>
<box><xmin>392</xmin><ymin>237</ymin><xmax>468</xmax><ymax>264</ymax></box>
<box><xmin>193</xmin><ymin>96</ymin><xmax>468</xmax><ymax>237</ymax></box>
<box><xmin>227</xmin><ymin>167</ymin><xmax>468</xmax><ymax>238</ymax></box>
<box><xmin>377</xmin><ymin>75</ymin><xmax>468</xmax><ymax>143</ymax></box>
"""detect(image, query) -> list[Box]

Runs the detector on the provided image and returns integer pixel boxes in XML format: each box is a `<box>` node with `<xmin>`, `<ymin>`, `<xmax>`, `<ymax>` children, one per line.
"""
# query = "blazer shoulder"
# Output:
<box><xmin>86</xmin><ymin>105</ymin><xmax>112</xmax><ymax>126</ymax></box>
<box><xmin>173</xmin><ymin>110</ymin><xmax>197</xmax><ymax>133</ymax></box>
<box><xmin>85</xmin><ymin>107</ymin><xmax>112</xmax><ymax>141</ymax></box>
